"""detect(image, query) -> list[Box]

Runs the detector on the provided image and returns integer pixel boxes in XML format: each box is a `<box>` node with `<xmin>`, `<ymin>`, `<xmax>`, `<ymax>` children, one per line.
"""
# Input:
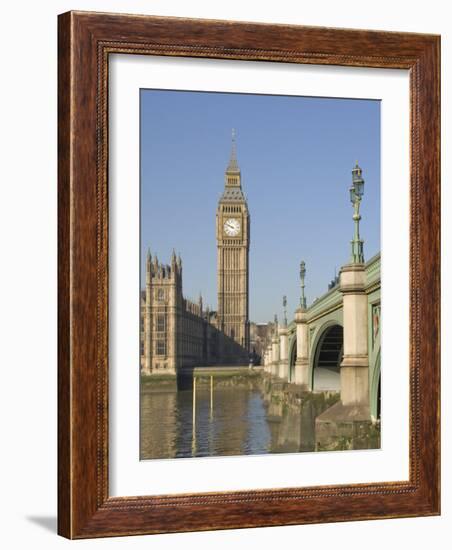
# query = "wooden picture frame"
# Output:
<box><xmin>58</xmin><ymin>11</ymin><xmax>440</xmax><ymax>539</ymax></box>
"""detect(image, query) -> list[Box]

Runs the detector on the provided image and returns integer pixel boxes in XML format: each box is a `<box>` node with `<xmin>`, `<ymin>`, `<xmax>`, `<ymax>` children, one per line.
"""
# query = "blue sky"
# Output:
<box><xmin>140</xmin><ymin>89</ymin><xmax>380</xmax><ymax>323</ymax></box>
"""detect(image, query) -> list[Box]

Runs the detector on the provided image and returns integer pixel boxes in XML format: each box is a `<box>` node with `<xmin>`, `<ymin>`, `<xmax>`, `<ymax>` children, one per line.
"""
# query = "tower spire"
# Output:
<box><xmin>226</xmin><ymin>128</ymin><xmax>240</xmax><ymax>173</ymax></box>
<box><xmin>146</xmin><ymin>248</ymin><xmax>151</xmax><ymax>280</ymax></box>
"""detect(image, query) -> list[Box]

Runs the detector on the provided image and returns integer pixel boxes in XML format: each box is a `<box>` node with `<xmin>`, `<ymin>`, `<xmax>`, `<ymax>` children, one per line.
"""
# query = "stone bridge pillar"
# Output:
<box><xmin>268</xmin><ymin>344</ymin><xmax>274</xmax><ymax>373</ymax></box>
<box><xmin>339</xmin><ymin>263</ymin><xmax>369</xmax><ymax>409</ymax></box>
<box><xmin>294</xmin><ymin>308</ymin><xmax>309</xmax><ymax>389</ymax></box>
<box><xmin>315</xmin><ymin>263</ymin><xmax>371</xmax><ymax>449</ymax></box>
<box><xmin>278</xmin><ymin>327</ymin><xmax>289</xmax><ymax>380</ymax></box>
<box><xmin>271</xmin><ymin>335</ymin><xmax>280</xmax><ymax>377</ymax></box>
<box><xmin>266</xmin><ymin>345</ymin><xmax>272</xmax><ymax>373</ymax></box>
<box><xmin>263</xmin><ymin>347</ymin><xmax>270</xmax><ymax>371</ymax></box>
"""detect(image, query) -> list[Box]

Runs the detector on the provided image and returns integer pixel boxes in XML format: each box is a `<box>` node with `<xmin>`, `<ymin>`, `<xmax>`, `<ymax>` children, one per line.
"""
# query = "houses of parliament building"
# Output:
<box><xmin>140</xmin><ymin>133</ymin><xmax>258</xmax><ymax>375</ymax></box>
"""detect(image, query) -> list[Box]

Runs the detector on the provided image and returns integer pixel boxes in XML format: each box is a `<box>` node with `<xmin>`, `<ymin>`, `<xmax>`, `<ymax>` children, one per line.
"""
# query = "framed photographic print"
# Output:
<box><xmin>58</xmin><ymin>11</ymin><xmax>440</xmax><ymax>538</ymax></box>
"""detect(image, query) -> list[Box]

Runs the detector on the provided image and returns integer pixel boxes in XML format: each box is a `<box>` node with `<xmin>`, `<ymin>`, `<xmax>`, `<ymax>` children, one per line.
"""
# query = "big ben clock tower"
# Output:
<box><xmin>216</xmin><ymin>130</ymin><xmax>250</xmax><ymax>358</ymax></box>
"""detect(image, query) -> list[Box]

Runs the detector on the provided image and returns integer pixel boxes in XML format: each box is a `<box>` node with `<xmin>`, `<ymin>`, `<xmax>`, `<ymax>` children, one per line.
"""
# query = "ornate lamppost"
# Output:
<box><xmin>299</xmin><ymin>260</ymin><xmax>307</xmax><ymax>309</ymax></box>
<box><xmin>282</xmin><ymin>295</ymin><xmax>287</xmax><ymax>327</ymax></box>
<box><xmin>349</xmin><ymin>161</ymin><xmax>365</xmax><ymax>264</ymax></box>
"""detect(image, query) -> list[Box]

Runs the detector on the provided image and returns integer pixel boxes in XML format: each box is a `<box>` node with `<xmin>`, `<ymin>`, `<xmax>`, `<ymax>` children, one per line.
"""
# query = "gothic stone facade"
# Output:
<box><xmin>250</xmin><ymin>322</ymin><xmax>274</xmax><ymax>361</ymax></box>
<box><xmin>140</xmin><ymin>137</ymin><xmax>251</xmax><ymax>375</ymax></box>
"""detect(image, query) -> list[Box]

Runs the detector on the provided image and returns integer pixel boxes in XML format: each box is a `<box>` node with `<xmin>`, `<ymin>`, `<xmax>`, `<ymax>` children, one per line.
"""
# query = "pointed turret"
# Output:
<box><xmin>146</xmin><ymin>248</ymin><xmax>152</xmax><ymax>281</ymax></box>
<box><xmin>146</xmin><ymin>248</ymin><xmax>151</xmax><ymax>268</ymax></box>
<box><xmin>221</xmin><ymin>129</ymin><xmax>245</xmax><ymax>200</ymax></box>
<box><xmin>143</xmin><ymin>249</ymin><xmax>152</xmax><ymax>375</ymax></box>
<box><xmin>226</xmin><ymin>128</ymin><xmax>240</xmax><ymax>174</ymax></box>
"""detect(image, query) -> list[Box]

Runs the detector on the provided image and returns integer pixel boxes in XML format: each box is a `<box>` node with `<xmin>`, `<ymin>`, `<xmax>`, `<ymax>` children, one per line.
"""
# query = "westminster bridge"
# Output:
<box><xmin>262</xmin><ymin>253</ymin><xmax>381</xmax><ymax>431</ymax></box>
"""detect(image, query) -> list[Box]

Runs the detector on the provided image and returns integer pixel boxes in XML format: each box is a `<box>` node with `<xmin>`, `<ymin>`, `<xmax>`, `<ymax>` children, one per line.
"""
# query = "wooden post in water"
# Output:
<box><xmin>192</xmin><ymin>376</ymin><xmax>197</xmax><ymax>455</ymax></box>
<box><xmin>192</xmin><ymin>376</ymin><xmax>197</xmax><ymax>428</ymax></box>
<box><xmin>210</xmin><ymin>375</ymin><xmax>214</xmax><ymax>419</ymax></box>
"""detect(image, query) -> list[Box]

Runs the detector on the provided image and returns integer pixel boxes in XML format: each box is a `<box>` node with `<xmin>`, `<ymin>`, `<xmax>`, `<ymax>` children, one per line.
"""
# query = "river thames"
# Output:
<box><xmin>139</xmin><ymin>370</ymin><xmax>373</xmax><ymax>460</ymax></box>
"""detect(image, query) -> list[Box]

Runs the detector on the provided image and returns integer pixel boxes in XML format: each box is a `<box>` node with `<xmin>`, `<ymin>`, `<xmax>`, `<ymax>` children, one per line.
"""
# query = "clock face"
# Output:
<box><xmin>223</xmin><ymin>218</ymin><xmax>241</xmax><ymax>237</ymax></box>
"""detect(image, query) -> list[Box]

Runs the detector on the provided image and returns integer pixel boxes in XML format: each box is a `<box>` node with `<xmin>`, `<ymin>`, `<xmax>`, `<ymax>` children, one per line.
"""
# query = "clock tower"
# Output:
<box><xmin>216</xmin><ymin>130</ymin><xmax>250</xmax><ymax>358</ymax></box>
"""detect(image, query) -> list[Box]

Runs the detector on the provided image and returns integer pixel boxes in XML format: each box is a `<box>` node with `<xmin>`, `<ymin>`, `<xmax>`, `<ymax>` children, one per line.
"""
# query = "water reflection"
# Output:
<box><xmin>141</xmin><ymin>382</ymin><xmax>272</xmax><ymax>459</ymax></box>
<box><xmin>140</xmin><ymin>374</ymin><xmax>379</xmax><ymax>460</ymax></box>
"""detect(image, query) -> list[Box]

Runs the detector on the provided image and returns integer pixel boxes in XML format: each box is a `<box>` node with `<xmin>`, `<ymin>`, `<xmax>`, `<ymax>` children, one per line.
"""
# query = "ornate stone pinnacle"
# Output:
<box><xmin>226</xmin><ymin>128</ymin><xmax>240</xmax><ymax>173</ymax></box>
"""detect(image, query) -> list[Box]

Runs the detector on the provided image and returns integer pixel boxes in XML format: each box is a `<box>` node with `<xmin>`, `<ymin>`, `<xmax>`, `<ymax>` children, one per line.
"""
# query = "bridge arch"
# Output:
<box><xmin>309</xmin><ymin>321</ymin><xmax>343</xmax><ymax>392</ymax></box>
<box><xmin>288</xmin><ymin>335</ymin><xmax>297</xmax><ymax>382</ymax></box>
<box><xmin>370</xmin><ymin>349</ymin><xmax>381</xmax><ymax>423</ymax></box>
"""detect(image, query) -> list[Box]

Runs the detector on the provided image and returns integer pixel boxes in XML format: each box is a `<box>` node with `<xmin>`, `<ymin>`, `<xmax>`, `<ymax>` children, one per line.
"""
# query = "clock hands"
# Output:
<box><xmin>224</xmin><ymin>218</ymin><xmax>240</xmax><ymax>236</ymax></box>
